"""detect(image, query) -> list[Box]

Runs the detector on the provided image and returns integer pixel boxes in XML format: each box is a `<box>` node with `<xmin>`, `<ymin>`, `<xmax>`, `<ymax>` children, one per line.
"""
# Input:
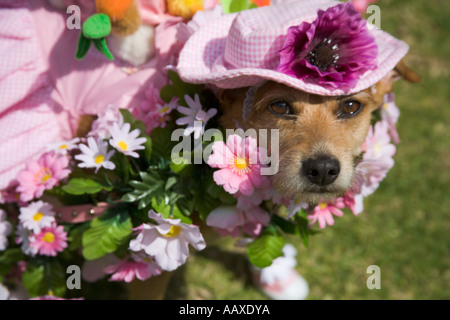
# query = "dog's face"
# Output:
<box><xmin>218</xmin><ymin>63</ymin><xmax>417</xmax><ymax>204</ymax></box>
<box><xmin>245</xmin><ymin>81</ymin><xmax>380</xmax><ymax>204</ymax></box>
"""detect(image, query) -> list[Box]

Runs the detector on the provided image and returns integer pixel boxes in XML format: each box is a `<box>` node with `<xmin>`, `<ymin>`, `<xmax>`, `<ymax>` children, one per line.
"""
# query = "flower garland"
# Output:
<box><xmin>0</xmin><ymin>0</ymin><xmax>400</xmax><ymax>300</ymax></box>
<box><xmin>0</xmin><ymin>69</ymin><xmax>400</xmax><ymax>299</ymax></box>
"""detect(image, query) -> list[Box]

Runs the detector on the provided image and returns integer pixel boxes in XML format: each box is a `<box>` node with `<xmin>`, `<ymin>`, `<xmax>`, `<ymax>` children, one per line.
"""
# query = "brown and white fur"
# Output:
<box><xmin>218</xmin><ymin>61</ymin><xmax>419</xmax><ymax>204</ymax></box>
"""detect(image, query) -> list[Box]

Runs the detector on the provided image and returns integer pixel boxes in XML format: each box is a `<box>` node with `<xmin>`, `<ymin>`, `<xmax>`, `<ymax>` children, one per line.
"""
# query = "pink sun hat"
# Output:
<box><xmin>176</xmin><ymin>0</ymin><xmax>409</xmax><ymax>95</ymax></box>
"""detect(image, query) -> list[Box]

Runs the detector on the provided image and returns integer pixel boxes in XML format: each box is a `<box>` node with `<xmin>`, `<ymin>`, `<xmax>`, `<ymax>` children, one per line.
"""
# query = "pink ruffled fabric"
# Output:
<box><xmin>0</xmin><ymin>0</ymin><xmax>169</xmax><ymax>190</ymax></box>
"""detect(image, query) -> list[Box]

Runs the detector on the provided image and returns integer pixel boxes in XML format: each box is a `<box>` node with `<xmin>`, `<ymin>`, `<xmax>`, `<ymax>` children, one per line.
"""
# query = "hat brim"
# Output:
<box><xmin>177</xmin><ymin>4</ymin><xmax>409</xmax><ymax>96</ymax></box>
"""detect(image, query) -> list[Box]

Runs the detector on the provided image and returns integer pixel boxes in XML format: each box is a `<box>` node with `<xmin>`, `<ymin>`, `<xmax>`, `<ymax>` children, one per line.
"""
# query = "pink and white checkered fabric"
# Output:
<box><xmin>0</xmin><ymin>0</ymin><xmax>168</xmax><ymax>191</ymax></box>
<box><xmin>177</xmin><ymin>0</ymin><xmax>409</xmax><ymax>95</ymax></box>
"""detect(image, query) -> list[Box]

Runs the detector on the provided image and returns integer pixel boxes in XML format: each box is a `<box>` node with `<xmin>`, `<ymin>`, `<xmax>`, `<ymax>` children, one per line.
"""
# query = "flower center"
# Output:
<box><xmin>43</xmin><ymin>232</ymin><xmax>55</xmax><ymax>243</ymax></box>
<box><xmin>117</xmin><ymin>140</ymin><xmax>128</xmax><ymax>151</ymax></box>
<box><xmin>160</xmin><ymin>106</ymin><xmax>170</xmax><ymax>114</ymax></box>
<box><xmin>373</xmin><ymin>142</ymin><xmax>382</xmax><ymax>155</ymax></box>
<box><xmin>319</xmin><ymin>203</ymin><xmax>328</xmax><ymax>210</ymax></box>
<box><xmin>33</xmin><ymin>212</ymin><xmax>44</xmax><ymax>221</ymax></box>
<box><xmin>163</xmin><ymin>225</ymin><xmax>181</xmax><ymax>238</ymax></box>
<box><xmin>307</xmin><ymin>38</ymin><xmax>340</xmax><ymax>70</ymax></box>
<box><xmin>383</xmin><ymin>103</ymin><xmax>389</xmax><ymax>110</ymax></box>
<box><xmin>59</xmin><ymin>144</ymin><xmax>68</xmax><ymax>149</ymax></box>
<box><xmin>94</xmin><ymin>154</ymin><xmax>105</xmax><ymax>164</ymax></box>
<box><xmin>234</xmin><ymin>157</ymin><xmax>248</xmax><ymax>170</ymax></box>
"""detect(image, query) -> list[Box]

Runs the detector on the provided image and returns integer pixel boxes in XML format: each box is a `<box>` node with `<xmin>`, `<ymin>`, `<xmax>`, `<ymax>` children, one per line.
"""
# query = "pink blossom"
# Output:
<box><xmin>357</xmin><ymin>121</ymin><xmax>396</xmax><ymax>196</ymax></box>
<box><xmin>133</xmin><ymin>84</ymin><xmax>179</xmax><ymax>133</ymax></box>
<box><xmin>16</xmin><ymin>152</ymin><xmax>70</xmax><ymax>202</ymax></box>
<box><xmin>208</xmin><ymin>134</ymin><xmax>269</xmax><ymax>196</ymax></box>
<box><xmin>380</xmin><ymin>93</ymin><xmax>400</xmax><ymax>144</ymax></box>
<box><xmin>206</xmin><ymin>206</ymin><xmax>270</xmax><ymax>238</ymax></box>
<box><xmin>129</xmin><ymin>210</ymin><xmax>206</xmax><ymax>272</ymax></box>
<box><xmin>307</xmin><ymin>198</ymin><xmax>345</xmax><ymax>229</ymax></box>
<box><xmin>234</xmin><ymin>179</ymin><xmax>272</xmax><ymax>210</ymax></box>
<box><xmin>89</xmin><ymin>104</ymin><xmax>124</xmax><ymax>140</ymax></box>
<box><xmin>29</xmin><ymin>223</ymin><xmax>68</xmax><ymax>257</ymax></box>
<box><xmin>343</xmin><ymin>191</ymin><xmax>364</xmax><ymax>216</ymax></box>
<box><xmin>352</xmin><ymin>0</ymin><xmax>377</xmax><ymax>13</ymax></box>
<box><xmin>104</xmin><ymin>254</ymin><xmax>162</xmax><ymax>283</ymax></box>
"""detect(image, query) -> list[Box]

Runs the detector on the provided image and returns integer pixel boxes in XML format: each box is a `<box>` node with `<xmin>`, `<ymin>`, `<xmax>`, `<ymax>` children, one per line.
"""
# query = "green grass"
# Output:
<box><xmin>164</xmin><ymin>0</ymin><xmax>450</xmax><ymax>300</ymax></box>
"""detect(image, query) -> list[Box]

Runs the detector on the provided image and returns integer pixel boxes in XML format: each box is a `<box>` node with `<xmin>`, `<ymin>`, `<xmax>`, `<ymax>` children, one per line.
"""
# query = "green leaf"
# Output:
<box><xmin>82</xmin><ymin>210</ymin><xmax>132</xmax><ymax>260</ymax></box>
<box><xmin>120</xmin><ymin>109</ymin><xmax>136</xmax><ymax>125</ymax></box>
<box><xmin>247</xmin><ymin>234</ymin><xmax>285</xmax><ymax>268</ymax></box>
<box><xmin>62</xmin><ymin>178</ymin><xmax>113</xmax><ymax>195</ymax></box>
<box><xmin>22</xmin><ymin>260</ymin><xmax>66</xmax><ymax>298</ymax></box>
<box><xmin>75</xmin><ymin>33</ymin><xmax>91</xmax><ymax>60</ymax></box>
<box><xmin>93</xmin><ymin>38</ymin><xmax>114</xmax><ymax>61</ymax></box>
<box><xmin>67</xmin><ymin>222</ymin><xmax>90</xmax><ymax>252</ymax></box>
<box><xmin>151</xmin><ymin>197</ymin><xmax>192</xmax><ymax>224</ymax></box>
<box><xmin>160</xmin><ymin>84</ymin><xmax>178</xmax><ymax>103</ymax></box>
<box><xmin>83</xmin><ymin>13</ymin><xmax>111</xmax><ymax>39</ymax></box>
<box><xmin>221</xmin><ymin>0</ymin><xmax>233</xmax><ymax>14</ymax></box>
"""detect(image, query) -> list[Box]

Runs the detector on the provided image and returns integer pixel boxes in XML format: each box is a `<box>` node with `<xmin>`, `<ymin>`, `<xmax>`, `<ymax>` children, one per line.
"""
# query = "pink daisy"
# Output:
<box><xmin>104</xmin><ymin>254</ymin><xmax>162</xmax><ymax>283</ymax></box>
<box><xmin>307</xmin><ymin>198</ymin><xmax>345</xmax><ymax>229</ymax></box>
<box><xmin>29</xmin><ymin>223</ymin><xmax>68</xmax><ymax>257</ymax></box>
<box><xmin>16</xmin><ymin>152</ymin><xmax>71</xmax><ymax>202</ymax></box>
<box><xmin>207</xmin><ymin>134</ymin><xmax>269</xmax><ymax>196</ymax></box>
<box><xmin>206</xmin><ymin>205</ymin><xmax>270</xmax><ymax>238</ymax></box>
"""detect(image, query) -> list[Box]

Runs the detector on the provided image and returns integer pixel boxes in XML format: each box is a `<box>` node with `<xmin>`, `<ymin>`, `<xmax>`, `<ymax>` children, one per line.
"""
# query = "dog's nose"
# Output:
<box><xmin>301</xmin><ymin>155</ymin><xmax>340</xmax><ymax>186</ymax></box>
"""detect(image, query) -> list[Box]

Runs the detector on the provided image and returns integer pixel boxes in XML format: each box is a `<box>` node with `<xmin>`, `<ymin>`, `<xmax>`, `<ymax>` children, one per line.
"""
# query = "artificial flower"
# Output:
<box><xmin>109</xmin><ymin>122</ymin><xmax>147</xmax><ymax>158</ymax></box>
<box><xmin>81</xmin><ymin>254</ymin><xmax>120</xmax><ymax>283</ymax></box>
<box><xmin>343</xmin><ymin>191</ymin><xmax>364</xmax><ymax>216</ymax></box>
<box><xmin>129</xmin><ymin>210</ymin><xmax>206</xmax><ymax>272</ymax></box>
<box><xmin>235</xmin><ymin>186</ymin><xmax>272</xmax><ymax>211</ymax></box>
<box><xmin>352</xmin><ymin>0</ymin><xmax>377</xmax><ymax>13</ymax></box>
<box><xmin>380</xmin><ymin>92</ymin><xmax>400</xmax><ymax>144</ymax></box>
<box><xmin>29</xmin><ymin>223</ymin><xmax>68</xmax><ymax>257</ymax></box>
<box><xmin>104</xmin><ymin>253</ymin><xmax>162</xmax><ymax>283</ymax></box>
<box><xmin>16</xmin><ymin>152</ymin><xmax>70</xmax><ymax>202</ymax></box>
<box><xmin>46</xmin><ymin>138</ymin><xmax>80</xmax><ymax>156</ymax></box>
<box><xmin>276</xmin><ymin>2</ymin><xmax>378</xmax><ymax>91</ymax></box>
<box><xmin>134</xmin><ymin>84</ymin><xmax>179</xmax><ymax>133</ymax></box>
<box><xmin>307</xmin><ymin>198</ymin><xmax>345</xmax><ymax>229</ymax></box>
<box><xmin>0</xmin><ymin>209</ymin><xmax>12</xmax><ymax>251</ymax></box>
<box><xmin>207</xmin><ymin>134</ymin><xmax>269</xmax><ymax>196</ymax></box>
<box><xmin>286</xmin><ymin>199</ymin><xmax>309</xmax><ymax>218</ymax></box>
<box><xmin>206</xmin><ymin>205</ymin><xmax>270</xmax><ymax>237</ymax></box>
<box><xmin>176</xmin><ymin>94</ymin><xmax>217</xmax><ymax>139</ymax></box>
<box><xmin>15</xmin><ymin>224</ymin><xmax>34</xmax><ymax>256</ymax></box>
<box><xmin>75</xmin><ymin>136</ymin><xmax>116</xmax><ymax>173</ymax></box>
<box><xmin>258</xmin><ymin>244</ymin><xmax>297</xmax><ymax>285</ymax></box>
<box><xmin>89</xmin><ymin>104</ymin><xmax>124</xmax><ymax>139</ymax></box>
<box><xmin>357</xmin><ymin>121</ymin><xmax>396</xmax><ymax>196</ymax></box>
<box><xmin>18</xmin><ymin>201</ymin><xmax>55</xmax><ymax>234</ymax></box>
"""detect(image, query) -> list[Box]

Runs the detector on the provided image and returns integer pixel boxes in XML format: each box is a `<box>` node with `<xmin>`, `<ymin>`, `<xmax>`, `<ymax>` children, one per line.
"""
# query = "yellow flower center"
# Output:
<box><xmin>234</xmin><ymin>157</ymin><xmax>248</xmax><ymax>170</ymax></box>
<box><xmin>43</xmin><ymin>232</ymin><xmax>55</xmax><ymax>243</ymax></box>
<box><xmin>319</xmin><ymin>203</ymin><xmax>328</xmax><ymax>210</ymax></box>
<box><xmin>163</xmin><ymin>225</ymin><xmax>182</xmax><ymax>238</ymax></box>
<box><xmin>58</xmin><ymin>144</ymin><xmax>68</xmax><ymax>149</ymax></box>
<box><xmin>160</xmin><ymin>106</ymin><xmax>170</xmax><ymax>114</ymax></box>
<box><xmin>373</xmin><ymin>142</ymin><xmax>382</xmax><ymax>155</ymax></box>
<box><xmin>33</xmin><ymin>212</ymin><xmax>44</xmax><ymax>221</ymax></box>
<box><xmin>117</xmin><ymin>140</ymin><xmax>128</xmax><ymax>151</ymax></box>
<box><xmin>383</xmin><ymin>103</ymin><xmax>389</xmax><ymax>109</ymax></box>
<box><xmin>167</xmin><ymin>0</ymin><xmax>203</xmax><ymax>19</ymax></box>
<box><xmin>94</xmin><ymin>154</ymin><xmax>105</xmax><ymax>164</ymax></box>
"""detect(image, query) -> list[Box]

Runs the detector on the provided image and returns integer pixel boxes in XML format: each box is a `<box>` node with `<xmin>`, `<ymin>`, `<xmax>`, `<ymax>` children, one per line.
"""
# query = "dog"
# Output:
<box><xmin>217</xmin><ymin>61</ymin><xmax>419</xmax><ymax>204</ymax></box>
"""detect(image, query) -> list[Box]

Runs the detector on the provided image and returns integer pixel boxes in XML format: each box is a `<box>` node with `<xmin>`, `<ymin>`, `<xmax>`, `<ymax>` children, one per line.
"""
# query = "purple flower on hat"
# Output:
<box><xmin>276</xmin><ymin>2</ymin><xmax>378</xmax><ymax>91</ymax></box>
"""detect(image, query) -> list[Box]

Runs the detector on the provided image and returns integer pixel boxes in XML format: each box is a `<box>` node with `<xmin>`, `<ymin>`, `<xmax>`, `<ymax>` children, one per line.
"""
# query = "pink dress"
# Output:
<box><xmin>0</xmin><ymin>0</ymin><xmax>177</xmax><ymax>191</ymax></box>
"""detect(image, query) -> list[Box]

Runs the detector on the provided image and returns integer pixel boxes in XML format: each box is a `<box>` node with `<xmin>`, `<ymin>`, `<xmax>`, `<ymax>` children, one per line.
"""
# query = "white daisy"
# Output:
<box><xmin>0</xmin><ymin>209</ymin><xmax>12</xmax><ymax>251</ymax></box>
<box><xmin>109</xmin><ymin>122</ymin><xmax>147</xmax><ymax>158</ymax></box>
<box><xmin>46</xmin><ymin>138</ymin><xmax>80</xmax><ymax>155</ymax></box>
<box><xmin>18</xmin><ymin>201</ymin><xmax>55</xmax><ymax>234</ymax></box>
<box><xmin>15</xmin><ymin>224</ymin><xmax>34</xmax><ymax>256</ymax></box>
<box><xmin>75</xmin><ymin>137</ymin><xmax>116</xmax><ymax>173</ymax></box>
<box><xmin>176</xmin><ymin>94</ymin><xmax>217</xmax><ymax>139</ymax></box>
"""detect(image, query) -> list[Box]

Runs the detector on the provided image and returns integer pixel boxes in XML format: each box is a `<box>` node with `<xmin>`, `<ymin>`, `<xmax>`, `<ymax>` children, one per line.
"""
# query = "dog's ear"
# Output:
<box><xmin>371</xmin><ymin>59</ymin><xmax>420</xmax><ymax>104</ymax></box>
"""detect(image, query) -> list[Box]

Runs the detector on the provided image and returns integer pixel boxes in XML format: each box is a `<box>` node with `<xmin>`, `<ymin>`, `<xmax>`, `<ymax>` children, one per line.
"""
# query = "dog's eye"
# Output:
<box><xmin>338</xmin><ymin>100</ymin><xmax>363</xmax><ymax>118</ymax></box>
<box><xmin>268</xmin><ymin>101</ymin><xmax>294</xmax><ymax>117</ymax></box>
